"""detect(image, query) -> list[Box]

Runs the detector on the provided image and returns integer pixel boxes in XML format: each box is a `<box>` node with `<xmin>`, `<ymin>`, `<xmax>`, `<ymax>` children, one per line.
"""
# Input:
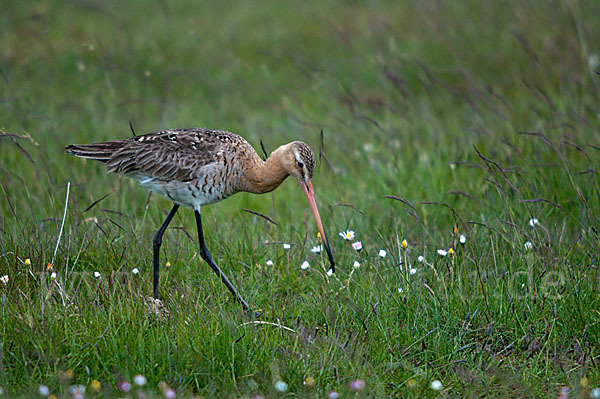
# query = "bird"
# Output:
<box><xmin>66</xmin><ymin>128</ymin><xmax>335</xmax><ymax>312</ymax></box>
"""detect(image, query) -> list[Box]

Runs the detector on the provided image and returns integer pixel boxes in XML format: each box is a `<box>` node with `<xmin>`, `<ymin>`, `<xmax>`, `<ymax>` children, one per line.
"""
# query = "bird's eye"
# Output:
<box><xmin>297</xmin><ymin>161</ymin><xmax>304</xmax><ymax>168</ymax></box>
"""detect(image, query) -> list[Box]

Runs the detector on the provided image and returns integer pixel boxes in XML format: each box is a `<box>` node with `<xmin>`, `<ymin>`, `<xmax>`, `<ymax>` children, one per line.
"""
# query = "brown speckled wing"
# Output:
<box><xmin>109</xmin><ymin>129</ymin><xmax>247</xmax><ymax>182</ymax></box>
<box><xmin>68</xmin><ymin>128</ymin><xmax>248</xmax><ymax>183</ymax></box>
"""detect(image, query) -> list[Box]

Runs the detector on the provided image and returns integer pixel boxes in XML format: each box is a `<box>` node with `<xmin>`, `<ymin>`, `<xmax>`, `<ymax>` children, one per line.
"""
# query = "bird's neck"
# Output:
<box><xmin>243</xmin><ymin>146</ymin><xmax>290</xmax><ymax>194</ymax></box>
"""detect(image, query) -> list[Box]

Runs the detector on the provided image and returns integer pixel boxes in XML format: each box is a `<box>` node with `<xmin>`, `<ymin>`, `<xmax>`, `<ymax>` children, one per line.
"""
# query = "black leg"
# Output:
<box><xmin>194</xmin><ymin>209</ymin><xmax>251</xmax><ymax>312</ymax></box>
<box><xmin>152</xmin><ymin>204</ymin><xmax>179</xmax><ymax>299</ymax></box>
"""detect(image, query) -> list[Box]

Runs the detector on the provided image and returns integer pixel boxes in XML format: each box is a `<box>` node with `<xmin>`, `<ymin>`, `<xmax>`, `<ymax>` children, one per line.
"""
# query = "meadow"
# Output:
<box><xmin>1</xmin><ymin>1</ymin><xmax>599</xmax><ymax>397</ymax></box>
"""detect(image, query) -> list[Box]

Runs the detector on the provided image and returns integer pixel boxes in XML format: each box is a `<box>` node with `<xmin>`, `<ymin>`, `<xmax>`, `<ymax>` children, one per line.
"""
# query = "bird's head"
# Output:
<box><xmin>280</xmin><ymin>141</ymin><xmax>316</xmax><ymax>183</ymax></box>
<box><xmin>280</xmin><ymin>141</ymin><xmax>335</xmax><ymax>273</ymax></box>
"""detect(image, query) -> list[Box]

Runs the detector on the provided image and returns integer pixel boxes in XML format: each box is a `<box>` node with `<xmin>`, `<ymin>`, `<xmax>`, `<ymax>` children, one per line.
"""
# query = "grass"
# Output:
<box><xmin>1</xmin><ymin>0</ymin><xmax>600</xmax><ymax>397</ymax></box>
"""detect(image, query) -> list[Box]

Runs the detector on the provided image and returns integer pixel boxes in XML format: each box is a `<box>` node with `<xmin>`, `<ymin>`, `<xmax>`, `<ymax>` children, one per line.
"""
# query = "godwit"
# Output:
<box><xmin>66</xmin><ymin>128</ymin><xmax>334</xmax><ymax>312</ymax></box>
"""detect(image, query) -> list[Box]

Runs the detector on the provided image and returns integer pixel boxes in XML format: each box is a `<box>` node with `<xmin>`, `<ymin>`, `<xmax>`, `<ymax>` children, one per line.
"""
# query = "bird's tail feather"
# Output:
<box><xmin>65</xmin><ymin>142</ymin><xmax>121</xmax><ymax>162</ymax></box>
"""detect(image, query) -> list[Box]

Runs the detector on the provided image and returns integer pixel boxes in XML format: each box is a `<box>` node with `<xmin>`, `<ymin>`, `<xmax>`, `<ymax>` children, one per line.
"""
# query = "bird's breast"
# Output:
<box><xmin>134</xmin><ymin>171</ymin><xmax>239</xmax><ymax>207</ymax></box>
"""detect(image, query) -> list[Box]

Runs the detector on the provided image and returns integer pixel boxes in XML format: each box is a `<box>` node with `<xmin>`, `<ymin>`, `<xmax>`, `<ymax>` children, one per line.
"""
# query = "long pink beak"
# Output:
<box><xmin>301</xmin><ymin>181</ymin><xmax>335</xmax><ymax>273</ymax></box>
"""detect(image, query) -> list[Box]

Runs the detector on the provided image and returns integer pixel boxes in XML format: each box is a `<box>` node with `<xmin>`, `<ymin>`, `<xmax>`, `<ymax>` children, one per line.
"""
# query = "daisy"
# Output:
<box><xmin>132</xmin><ymin>267</ymin><xmax>139</xmax><ymax>275</ymax></box>
<box><xmin>430</xmin><ymin>380</ymin><xmax>443</xmax><ymax>391</ymax></box>
<box><xmin>349</xmin><ymin>379</ymin><xmax>365</xmax><ymax>392</ymax></box>
<box><xmin>300</xmin><ymin>261</ymin><xmax>310</xmax><ymax>270</ymax></box>
<box><xmin>0</xmin><ymin>275</ymin><xmax>8</xmax><ymax>285</ymax></box>
<box><xmin>310</xmin><ymin>245</ymin><xmax>323</xmax><ymax>253</ymax></box>
<box><xmin>274</xmin><ymin>381</ymin><xmax>288</xmax><ymax>392</ymax></box>
<box><xmin>326</xmin><ymin>269</ymin><xmax>333</xmax><ymax>276</ymax></box>
<box><xmin>378</xmin><ymin>249</ymin><xmax>387</xmax><ymax>258</ymax></box>
<box><xmin>50</xmin><ymin>272</ymin><xmax>57</xmax><ymax>280</ymax></box>
<box><xmin>352</xmin><ymin>241</ymin><xmax>363</xmax><ymax>251</ymax></box>
<box><xmin>409</xmin><ymin>268</ymin><xmax>417</xmax><ymax>275</ymax></box>
<box><xmin>38</xmin><ymin>385</ymin><xmax>49</xmax><ymax>396</ymax></box>
<box><xmin>339</xmin><ymin>230</ymin><xmax>355</xmax><ymax>241</ymax></box>
<box><xmin>524</xmin><ymin>241</ymin><xmax>533</xmax><ymax>250</ymax></box>
<box><xmin>282</xmin><ymin>243</ymin><xmax>291</xmax><ymax>250</ymax></box>
<box><xmin>437</xmin><ymin>249</ymin><xmax>448</xmax><ymax>257</ymax></box>
<box><xmin>94</xmin><ymin>271</ymin><xmax>101</xmax><ymax>278</ymax></box>
<box><xmin>417</xmin><ymin>255</ymin><xmax>425</xmax><ymax>263</ymax></box>
<box><xmin>69</xmin><ymin>385</ymin><xmax>85</xmax><ymax>399</ymax></box>
<box><xmin>353</xmin><ymin>260</ymin><xmax>360</xmax><ymax>268</ymax></box>
<box><xmin>133</xmin><ymin>375</ymin><xmax>147</xmax><ymax>386</ymax></box>
<box><xmin>529</xmin><ymin>218</ymin><xmax>539</xmax><ymax>227</ymax></box>
<box><xmin>266</xmin><ymin>259</ymin><xmax>274</xmax><ymax>266</ymax></box>
<box><xmin>459</xmin><ymin>234</ymin><xmax>466</xmax><ymax>244</ymax></box>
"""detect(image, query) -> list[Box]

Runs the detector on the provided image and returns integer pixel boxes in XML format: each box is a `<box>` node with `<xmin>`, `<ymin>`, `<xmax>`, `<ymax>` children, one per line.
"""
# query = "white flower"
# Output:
<box><xmin>132</xmin><ymin>267</ymin><xmax>139</xmax><ymax>275</ymax></box>
<box><xmin>38</xmin><ymin>385</ymin><xmax>50</xmax><ymax>396</ymax></box>
<box><xmin>69</xmin><ymin>385</ymin><xmax>85</xmax><ymax>399</ymax></box>
<box><xmin>378</xmin><ymin>249</ymin><xmax>387</xmax><ymax>258</ymax></box>
<box><xmin>459</xmin><ymin>234</ymin><xmax>466</xmax><ymax>244</ymax></box>
<box><xmin>133</xmin><ymin>374</ymin><xmax>147</xmax><ymax>386</ymax></box>
<box><xmin>266</xmin><ymin>259</ymin><xmax>274</xmax><ymax>266</ymax></box>
<box><xmin>437</xmin><ymin>249</ymin><xmax>448</xmax><ymax>256</ymax></box>
<box><xmin>50</xmin><ymin>272</ymin><xmax>57</xmax><ymax>280</ymax></box>
<box><xmin>94</xmin><ymin>271</ymin><xmax>101</xmax><ymax>278</ymax></box>
<box><xmin>430</xmin><ymin>380</ymin><xmax>443</xmax><ymax>391</ymax></box>
<box><xmin>339</xmin><ymin>230</ymin><xmax>355</xmax><ymax>241</ymax></box>
<box><xmin>397</xmin><ymin>287</ymin><xmax>403</xmax><ymax>293</ymax></box>
<box><xmin>409</xmin><ymin>268</ymin><xmax>417</xmax><ymax>275</ymax></box>
<box><xmin>353</xmin><ymin>260</ymin><xmax>361</xmax><ymax>268</ymax></box>
<box><xmin>283</xmin><ymin>243</ymin><xmax>291</xmax><ymax>250</ymax></box>
<box><xmin>349</xmin><ymin>379</ymin><xmax>365</xmax><ymax>392</ymax></box>
<box><xmin>327</xmin><ymin>269</ymin><xmax>334</xmax><ymax>276</ymax></box>
<box><xmin>524</xmin><ymin>241</ymin><xmax>533</xmax><ymax>251</ymax></box>
<box><xmin>311</xmin><ymin>245</ymin><xmax>323</xmax><ymax>253</ymax></box>
<box><xmin>0</xmin><ymin>275</ymin><xmax>8</xmax><ymax>285</ymax></box>
<box><xmin>274</xmin><ymin>380</ymin><xmax>288</xmax><ymax>392</ymax></box>
<box><xmin>300</xmin><ymin>261</ymin><xmax>310</xmax><ymax>270</ymax></box>
<box><xmin>529</xmin><ymin>218</ymin><xmax>539</xmax><ymax>227</ymax></box>
<box><xmin>352</xmin><ymin>241</ymin><xmax>363</xmax><ymax>251</ymax></box>
<box><xmin>417</xmin><ymin>255</ymin><xmax>425</xmax><ymax>263</ymax></box>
